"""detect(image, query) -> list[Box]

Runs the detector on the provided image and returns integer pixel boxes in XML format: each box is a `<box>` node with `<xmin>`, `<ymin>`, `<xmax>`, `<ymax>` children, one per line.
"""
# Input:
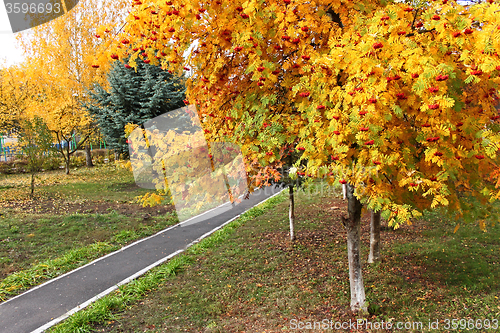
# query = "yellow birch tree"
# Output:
<box><xmin>16</xmin><ymin>0</ymin><xmax>130</xmax><ymax>173</ymax></box>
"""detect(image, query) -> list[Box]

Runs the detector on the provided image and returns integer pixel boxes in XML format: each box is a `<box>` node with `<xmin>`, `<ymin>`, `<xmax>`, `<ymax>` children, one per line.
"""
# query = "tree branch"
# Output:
<box><xmin>326</xmin><ymin>8</ymin><xmax>344</xmax><ymax>29</ymax></box>
<box><xmin>410</xmin><ymin>8</ymin><xmax>420</xmax><ymax>31</ymax></box>
<box><xmin>405</xmin><ymin>28</ymin><xmax>436</xmax><ymax>38</ymax></box>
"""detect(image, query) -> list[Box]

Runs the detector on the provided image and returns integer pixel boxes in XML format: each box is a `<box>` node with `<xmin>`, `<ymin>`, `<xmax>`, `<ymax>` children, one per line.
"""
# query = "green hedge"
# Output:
<box><xmin>0</xmin><ymin>150</ymin><xmax>115</xmax><ymax>174</ymax></box>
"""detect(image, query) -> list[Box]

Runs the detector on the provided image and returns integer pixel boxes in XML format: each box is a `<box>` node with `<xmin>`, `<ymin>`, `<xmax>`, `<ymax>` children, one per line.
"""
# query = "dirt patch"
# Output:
<box><xmin>261</xmin><ymin>197</ymin><xmax>426</xmax><ymax>254</ymax></box>
<box><xmin>1</xmin><ymin>197</ymin><xmax>173</xmax><ymax>218</ymax></box>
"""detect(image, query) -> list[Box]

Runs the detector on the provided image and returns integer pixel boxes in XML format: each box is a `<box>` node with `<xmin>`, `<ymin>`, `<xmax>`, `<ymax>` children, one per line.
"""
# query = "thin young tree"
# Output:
<box><xmin>17</xmin><ymin>116</ymin><xmax>54</xmax><ymax>197</ymax></box>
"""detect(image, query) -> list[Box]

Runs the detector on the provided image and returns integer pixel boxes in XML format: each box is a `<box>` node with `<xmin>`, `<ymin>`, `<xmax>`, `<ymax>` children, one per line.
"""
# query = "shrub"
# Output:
<box><xmin>1</xmin><ymin>156</ymin><xmax>63</xmax><ymax>174</ymax></box>
<box><xmin>108</xmin><ymin>151</ymin><xmax>115</xmax><ymax>163</ymax></box>
<box><xmin>92</xmin><ymin>149</ymin><xmax>107</xmax><ymax>158</ymax></box>
<box><xmin>74</xmin><ymin>151</ymin><xmax>86</xmax><ymax>158</ymax></box>
<box><xmin>0</xmin><ymin>161</ymin><xmax>15</xmax><ymax>174</ymax></box>
<box><xmin>70</xmin><ymin>155</ymin><xmax>86</xmax><ymax>168</ymax></box>
<box><xmin>94</xmin><ymin>156</ymin><xmax>105</xmax><ymax>164</ymax></box>
<box><xmin>91</xmin><ymin>149</ymin><xmax>109</xmax><ymax>165</ymax></box>
<box><xmin>0</xmin><ymin>159</ymin><xmax>29</xmax><ymax>174</ymax></box>
<box><xmin>12</xmin><ymin>159</ymin><xmax>28</xmax><ymax>173</ymax></box>
<box><xmin>42</xmin><ymin>157</ymin><xmax>62</xmax><ymax>171</ymax></box>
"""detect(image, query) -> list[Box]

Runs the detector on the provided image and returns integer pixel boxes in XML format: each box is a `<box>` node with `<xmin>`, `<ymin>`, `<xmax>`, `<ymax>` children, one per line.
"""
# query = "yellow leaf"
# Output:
<box><xmin>479</xmin><ymin>220</ymin><xmax>486</xmax><ymax>232</ymax></box>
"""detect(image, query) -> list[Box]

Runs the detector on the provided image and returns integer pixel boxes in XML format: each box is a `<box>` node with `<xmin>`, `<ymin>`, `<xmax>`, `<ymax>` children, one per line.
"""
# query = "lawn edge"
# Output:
<box><xmin>45</xmin><ymin>188</ymin><xmax>287</xmax><ymax>333</ymax></box>
<box><xmin>0</xmin><ymin>212</ymin><xmax>179</xmax><ymax>304</ymax></box>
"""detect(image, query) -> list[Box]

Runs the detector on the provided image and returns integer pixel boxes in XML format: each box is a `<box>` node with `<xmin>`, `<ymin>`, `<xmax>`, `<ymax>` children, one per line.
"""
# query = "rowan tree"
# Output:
<box><xmin>107</xmin><ymin>0</ymin><xmax>500</xmax><ymax>312</ymax></box>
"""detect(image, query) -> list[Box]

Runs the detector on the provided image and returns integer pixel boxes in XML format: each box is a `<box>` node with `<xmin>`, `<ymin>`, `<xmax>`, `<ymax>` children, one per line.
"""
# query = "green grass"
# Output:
<box><xmin>47</xmin><ymin>192</ymin><xmax>288</xmax><ymax>333</ymax></box>
<box><xmin>0</xmin><ymin>163</ymin><xmax>153</xmax><ymax>202</ymax></box>
<box><xmin>2</xmin><ymin>167</ymin><xmax>499</xmax><ymax>332</ymax></box>
<box><xmin>0</xmin><ymin>163</ymin><xmax>176</xmax><ymax>300</ymax></box>
<box><xmin>0</xmin><ymin>210</ymin><xmax>176</xmax><ymax>276</ymax></box>
<box><xmin>47</xmin><ymin>185</ymin><xmax>500</xmax><ymax>333</ymax></box>
<box><xmin>0</xmin><ymin>211</ymin><xmax>178</xmax><ymax>301</ymax></box>
<box><xmin>0</xmin><ymin>242</ymin><xmax>118</xmax><ymax>301</ymax></box>
<box><xmin>368</xmin><ymin>211</ymin><xmax>500</xmax><ymax>328</ymax></box>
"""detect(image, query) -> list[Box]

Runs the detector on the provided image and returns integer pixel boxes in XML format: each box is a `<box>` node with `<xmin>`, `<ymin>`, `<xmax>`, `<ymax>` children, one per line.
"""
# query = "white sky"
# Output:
<box><xmin>0</xmin><ymin>6</ymin><xmax>26</xmax><ymax>67</ymax></box>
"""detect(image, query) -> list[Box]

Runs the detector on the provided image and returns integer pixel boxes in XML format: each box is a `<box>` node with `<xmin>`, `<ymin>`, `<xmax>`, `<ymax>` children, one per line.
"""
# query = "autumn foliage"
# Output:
<box><xmin>124</xmin><ymin>108</ymin><xmax>248</xmax><ymax>220</ymax></box>
<box><xmin>104</xmin><ymin>0</ymin><xmax>500</xmax><ymax>229</ymax></box>
<box><xmin>0</xmin><ymin>65</ymin><xmax>37</xmax><ymax>132</ymax></box>
<box><xmin>10</xmin><ymin>0</ymin><xmax>131</xmax><ymax>173</ymax></box>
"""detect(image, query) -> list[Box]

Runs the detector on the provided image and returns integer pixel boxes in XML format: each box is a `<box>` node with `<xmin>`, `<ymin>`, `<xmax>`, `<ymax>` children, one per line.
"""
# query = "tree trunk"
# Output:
<box><xmin>30</xmin><ymin>173</ymin><xmax>35</xmax><ymax>197</ymax></box>
<box><xmin>368</xmin><ymin>210</ymin><xmax>381</xmax><ymax>264</ymax></box>
<box><xmin>222</xmin><ymin>172</ymin><xmax>234</xmax><ymax>207</ymax></box>
<box><xmin>65</xmin><ymin>143</ymin><xmax>70</xmax><ymax>175</ymax></box>
<box><xmin>342</xmin><ymin>183</ymin><xmax>367</xmax><ymax>313</ymax></box>
<box><xmin>289</xmin><ymin>184</ymin><xmax>295</xmax><ymax>241</ymax></box>
<box><xmin>114</xmin><ymin>151</ymin><xmax>119</xmax><ymax>161</ymax></box>
<box><xmin>85</xmin><ymin>144</ymin><xmax>94</xmax><ymax>168</ymax></box>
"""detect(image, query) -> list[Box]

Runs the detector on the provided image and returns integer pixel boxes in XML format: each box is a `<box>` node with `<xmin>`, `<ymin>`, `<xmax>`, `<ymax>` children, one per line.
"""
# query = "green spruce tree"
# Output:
<box><xmin>84</xmin><ymin>60</ymin><xmax>186</xmax><ymax>158</ymax></box>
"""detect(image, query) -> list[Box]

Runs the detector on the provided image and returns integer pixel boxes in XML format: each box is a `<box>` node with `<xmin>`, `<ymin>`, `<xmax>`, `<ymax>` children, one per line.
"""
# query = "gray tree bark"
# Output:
<box><xmin>289</xmin><ymin>184</ymin><xmax>295</xmax><ymax>241</ymax></box>
<box><xmin>341</xmin><ymin>183</ymin><xmax>367</xmax><ymax>312</ymax></box>
<box><xmin>85</xmin><ymin>144</ymin><xmax>94</xmax><ymax>168</ymax></box>
<box><xmin>30</xmin><ymin>173</ymin><xmax>35</xmax><ymax>197</ymax></box>
<box><xmin>64</xmin><ymin>143</ymin><xmax>71</xmax><ymax>175</ymax></box>
<box><xmin>368</xmin><ymin>210</ymin><xmax>381</xmax><ymax>264</ymax></box>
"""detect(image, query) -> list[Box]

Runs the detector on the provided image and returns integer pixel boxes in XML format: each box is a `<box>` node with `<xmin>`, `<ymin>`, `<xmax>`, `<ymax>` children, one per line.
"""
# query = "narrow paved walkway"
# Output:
<box><xmin>0</xmin><ymin>186</ymin><xmax>283</xmax><ymax>333</ymax></box>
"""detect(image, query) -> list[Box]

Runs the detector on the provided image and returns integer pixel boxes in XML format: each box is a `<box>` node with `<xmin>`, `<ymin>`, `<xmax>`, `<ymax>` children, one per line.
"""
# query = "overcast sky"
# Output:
<box><xmin>0</xmin><ymin>6</ymin><xmax>26</xmax><ymax>67</ymax></box>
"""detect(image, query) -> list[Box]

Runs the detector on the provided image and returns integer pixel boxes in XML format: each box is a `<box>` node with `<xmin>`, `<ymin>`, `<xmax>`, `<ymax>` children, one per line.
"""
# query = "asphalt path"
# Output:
<box><xmin>0</xmin><ymin>186</ymin><xmax>283</xmax><ymax>333</ymax></box>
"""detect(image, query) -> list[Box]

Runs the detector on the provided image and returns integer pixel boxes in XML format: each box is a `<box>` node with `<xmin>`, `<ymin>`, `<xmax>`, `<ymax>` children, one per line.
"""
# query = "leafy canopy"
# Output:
<box><xmin>106</xmin><ymin>0</ymin><xmax>500</xmax><ymax>227</ymax></box>
<box><xmin>14</xmin><ymin>0</ymin><xmax>132</xmax><ymax>173</ymax></box>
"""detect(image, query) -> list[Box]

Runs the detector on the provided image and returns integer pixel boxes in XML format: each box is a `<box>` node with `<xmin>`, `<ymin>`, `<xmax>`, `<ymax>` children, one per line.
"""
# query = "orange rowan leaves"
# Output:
<box><xmin>107</xmin><ymin>0</ymin><xmax>500</xmax><ymax>226</ymax></box>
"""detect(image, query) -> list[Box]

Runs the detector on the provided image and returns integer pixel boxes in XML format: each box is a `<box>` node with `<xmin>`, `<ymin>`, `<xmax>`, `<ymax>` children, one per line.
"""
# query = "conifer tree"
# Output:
<box><xmin>84</xmin><ymin>59</ymin><xmax>186</xmax><ymax>157</ymax></box>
